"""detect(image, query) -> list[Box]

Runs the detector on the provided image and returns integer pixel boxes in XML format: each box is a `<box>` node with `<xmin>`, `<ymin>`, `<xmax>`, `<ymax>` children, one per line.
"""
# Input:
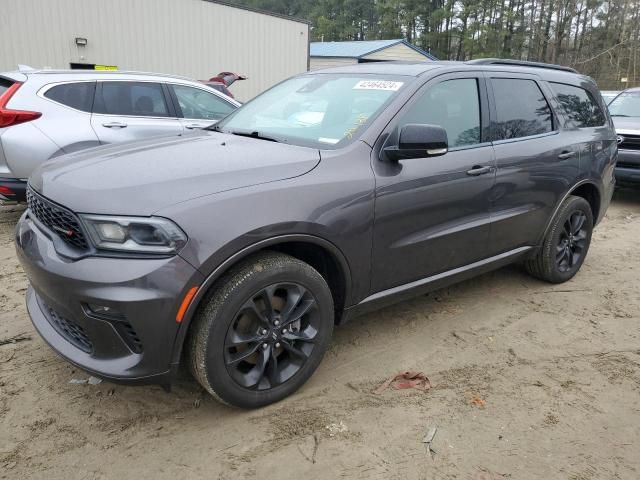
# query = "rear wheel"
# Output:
<box><xmin>525</xmin><ymin>195</ymin><xmax>593</xmax><ymax>283</ymax></box>
<box><xmin>187</xmin><ymin>251</ymin><xmax>334</xmax><ymax>408</ymax></box>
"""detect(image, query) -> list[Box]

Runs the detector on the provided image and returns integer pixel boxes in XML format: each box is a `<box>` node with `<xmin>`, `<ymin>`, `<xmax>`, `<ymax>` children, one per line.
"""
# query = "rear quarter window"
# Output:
<box><xmin>44</xmin><ymin>82</ymin><xmax>95</xmax><ymax>112</ymax></box>
<box><xmin>0</xmin><ymin>78</ymin><xmax>13</xmax><ymax>97</ymax></box>
<box><xmin>549</xmin><ymin>82</ymin><xmax>606</xmax><ymax>128</ymax></box>
<box><xmin>491</xmin><ymin>78</ymin><xmax>553</xmax><ymax>141</ymax></box>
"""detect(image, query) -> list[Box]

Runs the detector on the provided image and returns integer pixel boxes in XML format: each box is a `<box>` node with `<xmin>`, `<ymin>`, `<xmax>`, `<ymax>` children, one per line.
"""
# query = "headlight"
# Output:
<box><xmin>80</xmin><ymin>215</ymin><xmax>187</xmax><ymax>254</ymax></box>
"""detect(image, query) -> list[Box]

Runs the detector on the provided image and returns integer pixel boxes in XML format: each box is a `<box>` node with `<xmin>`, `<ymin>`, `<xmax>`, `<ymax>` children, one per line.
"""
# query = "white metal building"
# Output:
<box><xmin>0</xmin><ymin>0</ymin><xmax>310</xmax><ymax>101</ymax></box>
<box><xmin>310</xmin><ymin>39</ymin><xmax>436</xmax><ymax>71</ymax></box>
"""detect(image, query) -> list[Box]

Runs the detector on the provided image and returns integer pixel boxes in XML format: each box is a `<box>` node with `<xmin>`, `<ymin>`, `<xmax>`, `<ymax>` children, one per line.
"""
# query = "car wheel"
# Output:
<box><xmin>187</xmin><ymin>251</ymin><xmax>334</xmax><ymax>408</ymax></box>
<box><xmin>524</xmin><ymin>195</ymin><xmax>593</xmax><ymax>283</ymax></box>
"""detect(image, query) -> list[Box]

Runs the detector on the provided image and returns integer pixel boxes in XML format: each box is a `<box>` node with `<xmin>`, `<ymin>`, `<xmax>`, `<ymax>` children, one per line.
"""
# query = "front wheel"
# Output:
<box><xmin>524</xmin><ymin>195</ymin><xmax>593</xmax><ymax>283</ymax></box>
<box><xmin>187</xmin><ymin>251</ymin><xmax>334</xmax><ymax>408</ymax></box>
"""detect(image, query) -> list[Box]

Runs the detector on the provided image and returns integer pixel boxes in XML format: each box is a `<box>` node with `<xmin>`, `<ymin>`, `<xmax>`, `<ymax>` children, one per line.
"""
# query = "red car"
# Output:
<box><xmin>200</xmin><ymin>72</ymin><xmax>246</xmax><ymax>99</ymax></box>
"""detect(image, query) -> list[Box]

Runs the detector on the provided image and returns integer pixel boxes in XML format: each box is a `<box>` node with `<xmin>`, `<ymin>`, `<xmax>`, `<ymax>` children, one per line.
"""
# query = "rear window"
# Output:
<box><xmin>0</xmin><ymin>78</ymin><xmax>13</xmax><ymax>98</ymax></box>
<box><xmin>492</xmin><ymin>78</ymin><xmax>553</xmax><ymax>140</ymax></box>
<box><xmin>550</xmin><ymin>82</ymin><xmax>606</xmax><ymax>128</ymax></box>
<box><xmin>93</xmin><ymin>82</ymin><xmax>170</xmax><ymax>117</ymax></box>
<box><xmin>44</xmin><ymin>82</ymin><xmax>95</xmax><ymax>112</ymax></box>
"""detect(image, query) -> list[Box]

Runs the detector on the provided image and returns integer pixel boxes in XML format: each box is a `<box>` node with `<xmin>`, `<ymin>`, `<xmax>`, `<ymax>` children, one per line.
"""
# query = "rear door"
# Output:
<box><xmin>168</xmin><ymin>83</ymin><xmax>237</xmax><ymax>130</ymax></box>
<box><xmin>547</xmin><ymin>81</ymin><xmax>613</xmax><ymax>180</ymax></box>
<box><xmin>486</xmin><ymin>73</ymin><xmax>581</xmax><ymax>255</ymax></box>
<box><xmin>90</xmin><ymin>81</ymin><xmax>182</xmax><ymax>144</ymax></box>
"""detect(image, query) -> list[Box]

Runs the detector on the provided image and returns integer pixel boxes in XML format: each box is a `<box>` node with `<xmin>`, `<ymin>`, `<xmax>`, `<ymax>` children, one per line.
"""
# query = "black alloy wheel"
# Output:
<box><xmin>224</xmin><ymin>283</ymin><xmax>320</xmax><ymax>391</ymax></box>
<box><xmin>525</xmin><ymin>195</ymin><xmax>593</xmax><ymax>283</ymax></box>
<box><xmin>555</xmin><ymin>210</ymin><xmax>589</xmax><ymax>272</ymax></box>
<box><xmin>188</xmin><ymin>251</ymin><xmax>334</xmax><ymax>408</ymax></box>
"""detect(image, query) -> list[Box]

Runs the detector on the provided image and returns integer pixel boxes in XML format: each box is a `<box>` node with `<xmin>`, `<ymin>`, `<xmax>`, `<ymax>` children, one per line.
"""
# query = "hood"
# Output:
<box><xmin>612</xmin><ymin>116</ymin><xmax>640</xmax><ymax>134</ymax></box>
<box><xmin>30</xmin><ymin>131</ymin><xmax>320</xmax><ymax>215</ymax></box>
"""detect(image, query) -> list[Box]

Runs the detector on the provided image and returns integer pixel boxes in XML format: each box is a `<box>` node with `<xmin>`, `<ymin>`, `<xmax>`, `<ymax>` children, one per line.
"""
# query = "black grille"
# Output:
<box><xmin>618</xmin><ymin>134</ymin><xmax>640</xmax><ymax>151</ymax></box>
<box><xmin>45</xmin><ymin>305</ymin><xmax>93</xmax><ymax>353</ymax></box>
<box><xmin>113</xmin><ymin>322</ymin><xmax>144</xmax><ymax>354</ymax></box>
<box><xmin>27</xmin><ymin>187</ymin><xmax>89</xmax><ymax>250</ymax></box>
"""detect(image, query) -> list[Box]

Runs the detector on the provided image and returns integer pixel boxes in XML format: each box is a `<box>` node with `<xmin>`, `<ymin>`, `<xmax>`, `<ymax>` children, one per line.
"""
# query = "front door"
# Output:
<box><xmin>90</xmin><ymin>81</ymin><xmax>182</xmax><ymax>144</ymax></box>
<box><xmin>371</xmin><ymin>73</ymin><xmax>496</xmax><ymax>293</ymax></box>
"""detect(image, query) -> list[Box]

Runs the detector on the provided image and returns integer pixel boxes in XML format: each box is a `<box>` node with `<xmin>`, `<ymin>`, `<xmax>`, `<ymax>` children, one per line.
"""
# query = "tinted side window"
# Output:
<box><xmin>0</xmin><ymin>78</ymin><xmax>13</xmax><ymax>97</ymax></box>
<box><xmin>492</xmin><ymin>79</ymin><xmax>553</xmax><ymax>140</ymax></box>
<box><xmin>44</xmin><ymin>82</ymin><xmax>95</xmax><ymax>112</ymax></box>
<box><xmin>550</xmin><ymin>82</ymin><xmax>606</xmax><ymax>127</ymax></box>
<box><xmin>172</xmin><ymin>85</ymin><xmax>235</xmax><ymax>120</ymax></box>
<box><xmin>398</xmin><ymin>78</ymin><xmax>481</xmax><ymax>148</ymax></box>
<box><xmin>94</xmin><ymin>82</ymin><xmax>169</xmax><ymax>117</ymax></box>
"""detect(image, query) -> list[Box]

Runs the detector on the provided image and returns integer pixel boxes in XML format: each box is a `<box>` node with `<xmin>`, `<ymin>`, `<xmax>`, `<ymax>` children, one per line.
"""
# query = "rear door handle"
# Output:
<box><xmin>466</xmin><ymin>165</ymin><xmax>492</xmax><ymax>176</ymax></box>
<box><xmin>102</xmin><ymin>122</ymin><xmax>128</xmax><ymax>128</ymax></box>
<box><xmin>558</xmin><ymin>151</ymin><xmax>576</xmax><ymax>159</ymax></box>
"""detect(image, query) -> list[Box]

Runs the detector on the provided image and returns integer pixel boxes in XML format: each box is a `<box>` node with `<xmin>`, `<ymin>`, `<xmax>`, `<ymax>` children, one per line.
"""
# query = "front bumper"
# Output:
<box><xmin>616</xmin><ymin>149</ymin><xmax>640</xmax><ymax>184</ymax></box>
<box><xmin>15</xmin><ymin>211</ymin><xmax>204</xmax><ymax>384</ymax></box>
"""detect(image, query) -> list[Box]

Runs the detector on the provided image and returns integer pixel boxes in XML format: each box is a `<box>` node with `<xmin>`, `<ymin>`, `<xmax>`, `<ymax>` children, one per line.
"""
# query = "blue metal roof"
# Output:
<box><xmin>310</xmin><ymin>39</ymin><xmax>437</xmax><ymax>60</ymax></box>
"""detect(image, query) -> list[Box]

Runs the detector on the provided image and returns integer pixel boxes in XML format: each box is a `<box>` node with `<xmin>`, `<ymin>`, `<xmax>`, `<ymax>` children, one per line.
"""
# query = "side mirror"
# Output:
<box><xmin>383</xmin><ymin>124</ymin><xmax>448</xmax><ymax>161</ymax></box>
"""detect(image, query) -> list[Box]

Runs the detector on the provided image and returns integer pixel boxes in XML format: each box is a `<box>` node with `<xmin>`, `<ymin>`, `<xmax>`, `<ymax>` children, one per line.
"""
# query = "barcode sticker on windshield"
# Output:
<box><xmin>353</xmin><ymin>80</ymin><xmax>404</xmax><ymax>91</ymax></box>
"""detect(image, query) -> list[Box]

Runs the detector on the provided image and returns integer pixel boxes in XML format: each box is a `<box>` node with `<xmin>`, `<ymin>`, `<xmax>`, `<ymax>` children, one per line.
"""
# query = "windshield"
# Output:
<box><xmin>608</xmin><ymin>92</ymin><xmax>640</xmax><ymax>117</ymax></box>
<box><xmin>214</xmin><ymin>74</ymin><xmax>410</xmax><ymax>148</ymax></box>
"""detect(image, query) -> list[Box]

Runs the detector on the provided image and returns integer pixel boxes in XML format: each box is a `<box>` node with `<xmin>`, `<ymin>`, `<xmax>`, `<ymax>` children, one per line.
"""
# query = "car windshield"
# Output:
<box><xmin>214</xmin><ymin>74</ymin><xmax>410</xmax><ymax>148</ymax></box>
<box><xmin>608</xmin><ymin>92</ymin><xmax>640</xmax><ymax>117</ymax></box>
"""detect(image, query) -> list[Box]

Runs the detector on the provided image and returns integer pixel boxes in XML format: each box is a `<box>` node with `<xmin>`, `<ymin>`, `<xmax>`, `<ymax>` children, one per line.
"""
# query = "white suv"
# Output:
<box><xmin>0</xmin><ymin>69</ymin><xmax>240</xmax><ymax>202</ymax></box>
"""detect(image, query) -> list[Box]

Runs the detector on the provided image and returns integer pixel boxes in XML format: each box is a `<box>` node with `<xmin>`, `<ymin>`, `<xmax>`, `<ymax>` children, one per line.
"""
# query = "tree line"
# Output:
<box><xmin>233</xmin><ymin>0</ymin><xmax>640</xmax><ymax>88</ymax></box>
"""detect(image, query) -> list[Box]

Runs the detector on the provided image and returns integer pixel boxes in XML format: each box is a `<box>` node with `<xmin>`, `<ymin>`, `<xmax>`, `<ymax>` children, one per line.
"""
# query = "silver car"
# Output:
<box><xmin>600</xmin><ymin>90</ymin><xmax>621</xmax><ymax>105</ymax></box>
<box><xmin>0</xmin><ymin>69</ymin><xmax>240</xmax><ymax>202</ymax></box>
<box><xmin>609</xmin><ymin>87</ymin><xmax>640</xmax><ymax>184</ymax></box>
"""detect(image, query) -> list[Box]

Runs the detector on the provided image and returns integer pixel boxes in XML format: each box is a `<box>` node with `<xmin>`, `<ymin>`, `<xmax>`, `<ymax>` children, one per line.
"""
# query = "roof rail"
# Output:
<box><xmin>466</xmin><ymin>58</ymin><xmax>577</xmax><ymax>74</ymax></box>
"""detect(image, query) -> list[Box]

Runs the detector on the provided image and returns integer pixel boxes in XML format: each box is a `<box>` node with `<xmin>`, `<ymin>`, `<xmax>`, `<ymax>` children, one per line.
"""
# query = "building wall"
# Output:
<box><xmin>0</xmin><ymin>0</ymin><xmax>309</xmax><ymax>101</ymax></box>
<box><xmin>362</xmin><ymin>44</ymin><xmax>430</xmax><ymax>62</ymax></box>
<box><xmin>309</xmin><ymin>57</ymin><xmax>356</xmax><ymax>71</ymax></box>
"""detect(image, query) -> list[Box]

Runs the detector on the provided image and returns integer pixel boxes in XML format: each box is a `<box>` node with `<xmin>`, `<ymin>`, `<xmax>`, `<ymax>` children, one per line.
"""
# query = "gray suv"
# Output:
<box><xmin>0</xmin><ymin>70</ymin><xmax>239</xmax><ymax>202</ymax></box>
<box><xmin>16</xmin><ymin>60</ymin><xmax>617</xmax><ymax>408</ymax></box>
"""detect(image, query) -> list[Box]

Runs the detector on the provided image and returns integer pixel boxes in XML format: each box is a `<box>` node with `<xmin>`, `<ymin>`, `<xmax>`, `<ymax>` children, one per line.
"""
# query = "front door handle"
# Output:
<box><xmin>184</xmin><ymin>123</ymin><xmax>204</xmax><ymax>130</ymax></box>
<box><xmin>466</xmin><ymin>165</ymin><xmax>492</xmax><ymax>176</ymax></box>
<box><xmin>558</xmin><ymin>151</ymin><xmax>576</xmax><ymax>159</ymax></box>
<box><xmin>102</xmin><ymin>121</ymin><xmax>128</xmax><ymax>128</ymax></box>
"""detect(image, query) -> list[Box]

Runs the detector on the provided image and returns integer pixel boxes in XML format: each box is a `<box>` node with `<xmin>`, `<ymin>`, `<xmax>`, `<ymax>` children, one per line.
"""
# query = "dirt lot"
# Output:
<box><xmin>1</xmin><ymin>190</ymin><xmax>639</xmax><ymax>480</ymax></box>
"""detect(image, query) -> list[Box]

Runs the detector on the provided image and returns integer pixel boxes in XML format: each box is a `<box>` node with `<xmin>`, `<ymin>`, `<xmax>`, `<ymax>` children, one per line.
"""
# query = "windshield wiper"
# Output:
<box><xmin>228</xmin><ymin>130</ymin><xmax>280</xmax><ymax>142</ymax></box>
<box><xmin>610</xmin><ymin>114</ymin><xmax>630</xmax><ymax>117</ymax></box>
<box><xmin>204</xmin><ymin>125</ymin><xmax>282</xmax><ymax>143</ymax></box>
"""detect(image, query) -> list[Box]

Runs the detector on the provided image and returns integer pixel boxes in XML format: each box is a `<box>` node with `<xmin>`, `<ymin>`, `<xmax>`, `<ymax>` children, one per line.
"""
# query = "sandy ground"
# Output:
<box><xmin>1</xmin><ymin>189</ymin><xmax>639</xmax><ymax>480</ymax></box>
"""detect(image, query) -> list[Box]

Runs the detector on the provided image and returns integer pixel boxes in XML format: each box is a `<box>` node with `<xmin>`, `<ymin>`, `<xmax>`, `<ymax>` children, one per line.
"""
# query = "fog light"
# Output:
<box><xmin>86</xmin><ymin>303</ymin><xmax>125</xmax><ymax>320</ymax></box>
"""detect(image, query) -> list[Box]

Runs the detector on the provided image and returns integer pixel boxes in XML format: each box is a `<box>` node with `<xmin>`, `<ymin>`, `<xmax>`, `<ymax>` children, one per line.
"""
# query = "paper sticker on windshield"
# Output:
<box><xmin>353</xmin><ymin>80</ymin><xmax>404</xmax><ymax>91</ymax></box>
<box><xmin>318</xmin><ymin>137</ymin><xmax>340</xmax><ymax>144</ymax></box>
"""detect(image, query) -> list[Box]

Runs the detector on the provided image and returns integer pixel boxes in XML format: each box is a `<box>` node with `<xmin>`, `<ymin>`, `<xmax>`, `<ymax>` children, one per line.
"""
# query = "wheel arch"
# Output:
<box><xmin>570</xmin><ymin>182</ymin><xmax>601</xmax><ymax>223</ymax></box>
<box><xmin>540</xmin><ymin>180</ymin><xmax>602</xmax><ymax>243</ymax></box>
<box><xmin>170</xmin><ymin>234</ymin><xmax>353</xmax><ymax>365</ymax></box>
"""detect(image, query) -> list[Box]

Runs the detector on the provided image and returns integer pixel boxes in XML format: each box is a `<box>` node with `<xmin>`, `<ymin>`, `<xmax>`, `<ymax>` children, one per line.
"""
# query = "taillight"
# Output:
<box><xmin>0</xmin><ymin>82</ymin><xmax>41</xmax><ymax>128</ymax></box>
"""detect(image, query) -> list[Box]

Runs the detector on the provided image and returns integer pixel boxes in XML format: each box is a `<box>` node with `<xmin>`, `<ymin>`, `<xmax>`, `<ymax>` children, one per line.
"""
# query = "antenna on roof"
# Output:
<box><xmin>17</xmin><ymin>64</ymin><xmax>36</xmax><ymax>72</ymax></box>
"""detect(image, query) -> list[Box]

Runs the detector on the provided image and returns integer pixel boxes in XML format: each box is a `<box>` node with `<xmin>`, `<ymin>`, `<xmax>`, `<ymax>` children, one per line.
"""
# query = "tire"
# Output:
<box><xmin>187</xmin><ymin>251</ymin><xmax>334</xmax><ymax>408</ymax></box>
<box><xmin>524</xmin><ymin>195</ymin><xmax>593</xmax><ymax>283</ymax></box>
